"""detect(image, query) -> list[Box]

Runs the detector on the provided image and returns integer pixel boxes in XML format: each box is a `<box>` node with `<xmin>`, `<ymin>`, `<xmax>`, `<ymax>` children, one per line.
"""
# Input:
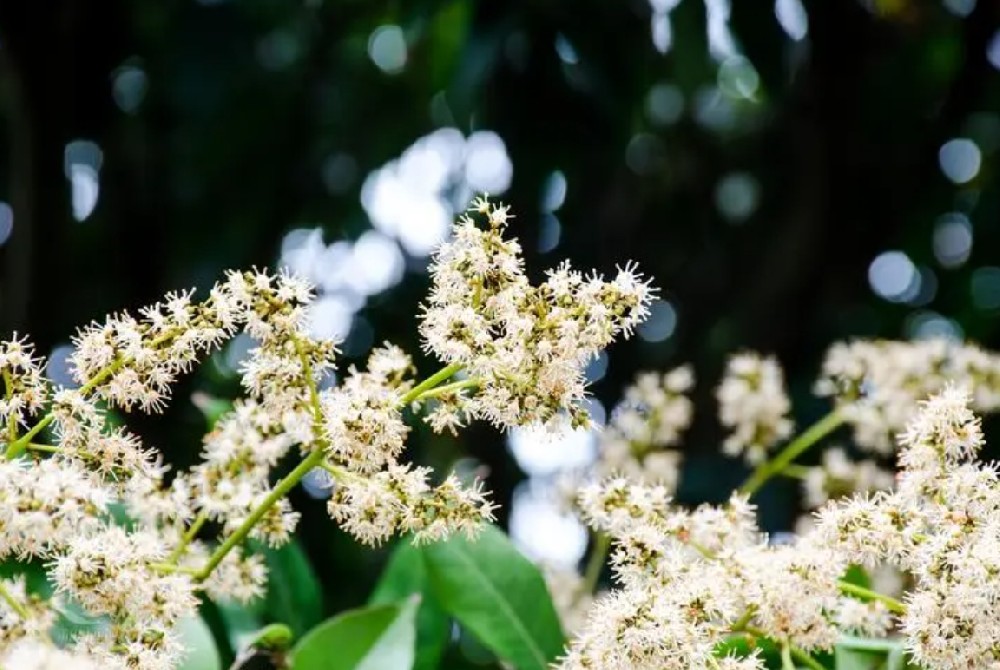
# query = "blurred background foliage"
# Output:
<box><xmin>2</xmin><ymin>0</ymin><xmax>1000</xmax><ymax>665</ymax></box>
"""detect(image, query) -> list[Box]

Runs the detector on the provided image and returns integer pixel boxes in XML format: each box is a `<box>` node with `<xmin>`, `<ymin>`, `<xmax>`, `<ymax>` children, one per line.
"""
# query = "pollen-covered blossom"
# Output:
<box><xmin>419</xmin><ymin>196</ymin><xmax>654</xmax><ymax>431</ymax></box>
<box><xmin>50</xmin><ymin>388</ymin><xmax>159</xmax><ymax>482</ymax></box>
<box><xmin>321</xmin><ymin>354</ymin><xmax>411</xmax><ymax>473</ymax></box>
<box><xmin>717</xmin><ymin>353</ymin><xmax>793</xmax><ymax>464</ymax></box>
<box><xmin>814</xmin><ymin>338</ymin><xmax>1000</xmax><ymax>453</ymax></box>
<box><xmin>168</xmin><ymin>399</ymin><xmax>300</xmax><ymax>547</ymax></box>
<box><xmin>326</xmin><ymin>462</ymin><xmax>495</xmax><ymax>546</ymax></box>
<box><xmin>49</xmin><ymin>525</ymin><xmax>197</xmax><ymax>670</ymax></box>
<box><xmin>814</xmin><ymin>386</ymin><xmax>1000</xmax><ymax>669</ymax></box>
<box><xmin>564</xmin><ymin>475</ymin><xmax>904</xmax><ymax>670</ymax></box>
<box><xmin>50</xmin><ymin>526</ymin><xmax>197</xmax><ymax>624</ymax></box>
<box><xmin>563</xmin><ymin>482</ymin><xmax>755</xmax><ymax>670</ymax></box>
<box><xmin>0</xmin><ymin>458</ymin><xmax>110</xmax><ymax>559</ymax></box>
<box><xmin>0</xmin><ymin>335</ymin><xmax>48</xmax><ymax>430</ymax></box>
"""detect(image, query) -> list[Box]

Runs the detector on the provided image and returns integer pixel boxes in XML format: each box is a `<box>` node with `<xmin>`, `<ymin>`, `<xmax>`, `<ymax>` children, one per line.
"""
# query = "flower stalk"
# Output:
<box><xmin>739</xmin><ymin>409</ymin><xmax>845</xmax><ymax>497</ymax></box>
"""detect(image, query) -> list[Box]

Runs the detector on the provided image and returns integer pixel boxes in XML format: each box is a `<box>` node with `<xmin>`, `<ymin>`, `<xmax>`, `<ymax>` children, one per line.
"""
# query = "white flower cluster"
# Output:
<box><xmin>560</xmin><ymin>478</ymin><xmax>893</xmax><ymax>670</ymax></box>
<box><xmin>0</xmin><ymin>197</ymin><xmax>647</xmax><ymax>668</ymax></box>
<box><xmin>815</xmin><ymin>339</ymin><xmax>1000</xmax><ymax>453</ymax></box>
<box><xmin>595</xmin><ymin>367</ymin><xmax>694</xmax><ymax>488</ymax></box>
<box><xmin>0</xmin><ymin>337</ymin><xmax>47</xmax><ymax>431</ymax></box>
<box><xmin>801</xmin><ymin>446</ymin><xmax>895</xmax><ymax>510</ymax></box>
<box><xmin>717</xmin><ymin>353</ymin><xmax>794</xmax><ymax>464</ymax></box>
<box><xmin>419</xmin><ymin>197</ymin><xmax>654</xmax><ymax>431</ymax></box>
<box><xmin>815</xmin><ymin>386</ymin><xmax>1000</xmax><ymax>669</ymax></box>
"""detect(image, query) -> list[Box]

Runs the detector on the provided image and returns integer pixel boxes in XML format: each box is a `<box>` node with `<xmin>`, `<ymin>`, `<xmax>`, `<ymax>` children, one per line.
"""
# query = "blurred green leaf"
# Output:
<box><xmin>369</xmin><ymin>540</ymin><xmax>450</xmax><ymax>670</ymax></box>
<box><xmin>836</xmin><ymin>636</ymin><xmax>909</xmax><ymax>670</ymax></box>
<box><xmin>422</xmin><ymin>525</ymin><xmax>565</xmax><ymax>670</ymax></box>
<box><xmin>291</xmin><ymin>597</ymin><xmax>419</xmax><ymax>670</ymax></box>
<box><xmin>178</xmin><ymin>615</ymin><xmax>224</xmax><ymax>670</ymax></box>
<box><xmin>256</xmin><ymin>540</ymin><xmax>323</xmax><ymax>637</ymax></box>
<box><xmin>213</xmin><ymin>600</ymin><xmax>264</xmax><ymax>657</ymax></box>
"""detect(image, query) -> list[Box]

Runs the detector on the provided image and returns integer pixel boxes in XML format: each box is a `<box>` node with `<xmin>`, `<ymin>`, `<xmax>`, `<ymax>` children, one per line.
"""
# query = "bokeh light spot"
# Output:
<box><xmin>868</xmin><ymin>251</ymin><xmax>918</xmax><ymax>302</ymax></box>
<box><xmin>638</xmin><ymin>300</ymin><xmax>677</xmax><ymax>342</ymax></box>
<box><xmin>368</xmin><ymin>25</ymin><xmax>407</xmax><ymax>74</ymax></box>
<box><xmin>112</xmin><ymin>65</ymin><xmax>148</xmax><ymax>114</ymax></box>
<box><xmin>646</xmin><ymin>83</ymin><xmax>684</xmax><ymax>125</ymax></box>
<box><xmin>715</xmin><ymin>172</ymin><xmax>760</xmax><ymax>222</ymax></box>
<box><xmin>932</xmin><ymin>212</ymin><xmax>973</xmax><ymax>268</ymax></box>
<box><xmin>938</xmin><ymin>138</ymin><xmax>981</xmax><ymax>184</ymax></box>
<box><xmin>775</xmin><ymin>0</ymin><xmax>808</xmax><ymax>40</ymax></box>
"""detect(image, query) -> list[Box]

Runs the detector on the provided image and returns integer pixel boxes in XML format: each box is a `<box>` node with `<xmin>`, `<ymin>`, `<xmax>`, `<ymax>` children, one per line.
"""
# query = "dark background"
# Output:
<box><xmin>2</xmin><ymin>0</ymin><xmax>1000</xmax><ymax>662</ymax></box>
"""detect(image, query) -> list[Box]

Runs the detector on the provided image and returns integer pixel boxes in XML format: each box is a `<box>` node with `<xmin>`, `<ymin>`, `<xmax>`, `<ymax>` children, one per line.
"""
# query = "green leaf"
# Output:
<box><xmin>836</xmin><ymin>637</ymin><xmax>909</xmax><ymax>670</ymax></box>
<box><xmin>213</xmin><ymin>600</ymin><xmax>264</xmax><ymax>656</ymax></box>
<box><xmin>421</xmin><ymin>525</ymin><xmax>565</xmax><ymax>670</ymax></box>
<box><xmin>291</xmin><ymin>597</ymin><xmax>419</xmax><ymax>670</ymax></box>
<box><xmin>255</xmin><ymin>540</ymin><xmax>323</xmax><ymax>637</ymax></box>
<box><xmin>178</xmin><ymin>615</ymin><xmax>224</xmax><ymax>670</ymax></box>
<box><xmin>841</xmin><ymin>565</ymin><xmax>871</xmax><ymax>589</ymax></box>
<box><xmin>370</xmin><ymin>541</ymin><xmax>450</xmax><ymax>670</ymax></box>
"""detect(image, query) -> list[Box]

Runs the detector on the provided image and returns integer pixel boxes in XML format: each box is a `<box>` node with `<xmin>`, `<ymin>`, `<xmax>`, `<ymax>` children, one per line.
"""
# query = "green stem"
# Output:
<box><xmin>167</xmin><ymin>513</ymin><xmax>208</xmax><ymax>564</ymax></box>
<box><xmin>149</xmin><ymin>563</ymin><xmax>201</xmax><ymax>576</ymax></box>
<box><xmin>781</xmin><ymin>643</ymin><xmax>795</xmax><ymax>670</ymax></box>
<box><xmin>729</xmin><ymin>609</ymin><xmax>755</xmax><ymax>632</ymax></box>
<box><xmin>790</xmin><ymin>646</ymin><xmax>827</xmax><ymax>670</ymax></box>
<box><xmin>780</xmin><ymin>464</ymin><xmax>813</xmax><ymax>480</ymax></box>
<box><xmin>195</xmin><ymin>449</ymin><xmax>326</xmax><ymax>581</ymax></box>
<box><xmin>320</xmin><ymin>460</ymin><xmax>364</xmax><ymax>484</ymax></box>
<box><xmin>398</xmin><ymin>363</ymin><xmax>463</xmax><ymax>406</ymax></box>
<box><xmin>739</xmin><ymin>410</ymin><xmax>845</xmax><ymax>497</ymax></box>
<box><xmin>25</xmin><ymin>443</ymin><xmax>63</xmax><ymax>454</ymax></box>
<box><xmin>195</xmin><ymin>354</ymin><xmax>464</xmax><ymax>582</ymax></box>
<box><xmin>0</xmin><ymin>579</ymin><xmax>29</xmax><ymax>619</ymax></box>
<box><xmin>5</xmin><ymin>358</ymin><xmax>126</xmax><ymax>460</ymax></box>
<box><xmin>838</xmin><ymin>581</ymin><xmax>907</xmax><ymax>615</ymax></box>
<box><xmin>414</xmin><ymin>377</ymin><xmax>480</xmax><ymax>402</ymax></box>
<box><xmin>577</xmin><ymin>532</ymin><xmax>610</xmax><ymax>603</ymax></box>
<box><xmin>744</xmin><ymin>627</ymin><xmax>825</xmax><ymax>670</ymax></box>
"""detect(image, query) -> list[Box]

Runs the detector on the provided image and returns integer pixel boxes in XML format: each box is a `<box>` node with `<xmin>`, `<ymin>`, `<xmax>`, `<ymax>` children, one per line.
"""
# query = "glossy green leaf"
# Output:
<box><xmin>422</xmin><ymin>525</ymin><xmax>565</xmax><ymax>670</ymax></box>
<box><xmin>369</xmin><ymin>540</ymin><xmax>450</xmax><ymax>670</ymax></box>
<box><xmin>256</xmin><ymin>540</ymin><xmax>323</xmax><ymax>637</ymax></box>
<box><xmin>178</xmin><ymin>615</ymin><xmax>224</xmax><ymax>670</ymax></box>
<box><xmin>291</xmin><ymin>597</ymin><xmax>418</xmax><ymax>670</ymax></box>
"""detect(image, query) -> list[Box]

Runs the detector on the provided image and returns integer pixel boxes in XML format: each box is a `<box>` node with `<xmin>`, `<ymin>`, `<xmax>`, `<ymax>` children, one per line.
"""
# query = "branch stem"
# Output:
<box><xmin>0</xmin><ymin>579</ymin><xmax>30</xmax><ymax>619</ymax></box>
<box><xmin>167</xmin><ymin>513</ymin><xmax>209</xmax><ymax>564</ymax></box>
<box><xmin>398</xmin><ymin>363</ymin><xmax>463</xmax><ymax>406</ymax></box>
<box><xmin>577</xmin><ymin>532</ymin><xmax>610</xmax><ymax>603</ymax></box>
<box><xmin>838</xmin><ymin>581</ymin><xmax>907</xmax><ymax>614</ymax></box>
<box><xmin>739</xmin><ymin>410</ymin><xmax>845</xmax><ymax>497</ymax></box>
